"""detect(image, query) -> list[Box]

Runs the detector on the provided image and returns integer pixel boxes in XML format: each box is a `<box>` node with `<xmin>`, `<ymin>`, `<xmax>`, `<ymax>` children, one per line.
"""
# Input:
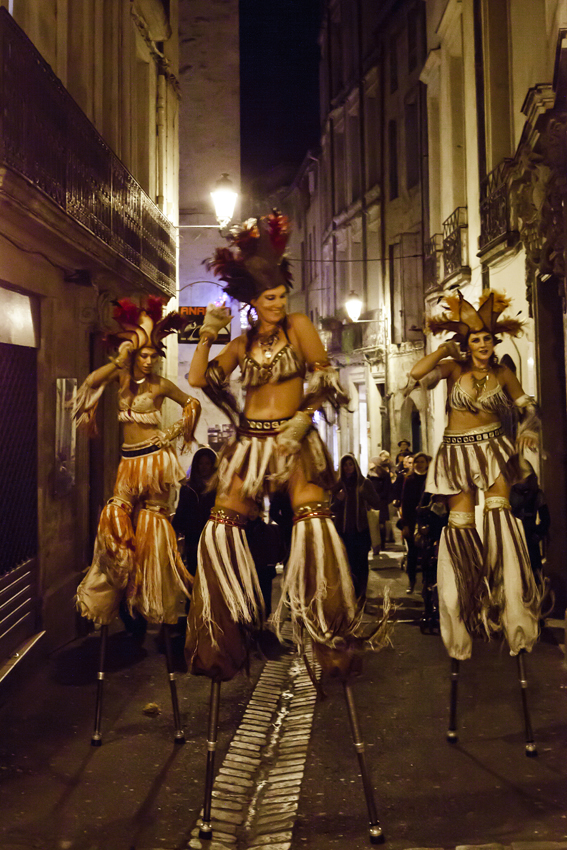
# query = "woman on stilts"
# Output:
<box><xmin>408</xmin><ymin>289</ymin><xmax>542</xmax><ymax>754</ymax></box>
<box><xmin>73</xmin><ymin>296</ymin><xmax>200</xmax><ymax>743</ymax></box>
<box><xmin>186</xmin><ymin>212</ymin><xmax>390</xmax><ymax>844</ymax></box>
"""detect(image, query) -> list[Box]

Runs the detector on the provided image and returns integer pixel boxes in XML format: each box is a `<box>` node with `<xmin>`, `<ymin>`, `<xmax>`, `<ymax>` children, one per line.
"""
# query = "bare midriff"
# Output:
<box><xmin>243</xmin><ymin>375</ymin><xmax>304</xmax><ymax>420</ymax></box>
<box><xmin>121</xmin><ymin>420</ymin><xmax>162</xmax><ymax>445</ymax></box>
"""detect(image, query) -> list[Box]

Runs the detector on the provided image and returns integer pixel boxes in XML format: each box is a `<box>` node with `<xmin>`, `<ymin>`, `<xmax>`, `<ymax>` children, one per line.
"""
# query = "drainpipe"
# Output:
<box><xmin>378</xmin><ymin>36</ymin><xmax>390</xmax><ymax>451</ymax></box>
<box><xmin>473</xmin><ymin>0</ymin><xmax>487</xmax><ymax>183</ymax></box>
<box><xmin>156</xmin><ymin>69</ymin><xmax>166</xmax><ymax>212</ymax></box>
<box><xmin>357</xmin><ymin>0</ymin><xmax>368</xmax><ymax>306</ymax></box>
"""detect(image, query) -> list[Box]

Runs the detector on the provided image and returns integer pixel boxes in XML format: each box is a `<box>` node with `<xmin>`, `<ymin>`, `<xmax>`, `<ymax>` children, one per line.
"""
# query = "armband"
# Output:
<box><xmin>276</xmin><ymin>411</ymin><xmax>313</xmax><ymax>456</ymax></box>
<box><xmin>301</xmin><ymin>362</ymin><xmax>349</xmax><ymax>412</ymax></box>
<box><xmin>157</xmin><ymin>397</ymin><xmax>201</xmax><ymax>449</ymax></box>
<box><xmin>514</xmin><ymin>395</ymin><xmax>540</xmax><ymax>446</ymax></box>
<box><xmin>402</xmin><ymin>366</ymin><xmax>442</xmax><ymax>397</ymax></box>
<box><xmin>72</xmin><ymin>377</ymin><xmax>105</xmax><ymax>437</ymax></box>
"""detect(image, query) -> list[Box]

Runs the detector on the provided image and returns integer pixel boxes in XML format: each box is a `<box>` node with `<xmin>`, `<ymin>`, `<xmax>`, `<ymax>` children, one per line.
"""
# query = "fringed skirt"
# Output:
<box><xmin>216</xmin><ymin>417</ymin><xmax>337</xmax><ymax>500</ymax></box>
<box><xmin>114</xmin><ymin>440</ymin><xmax>186</xmax><ymax>498</ymax></box>
<box><xmin>427</xmin><ymin>422</ymin><xmax>519</xmax><ymax>495</ymax></box>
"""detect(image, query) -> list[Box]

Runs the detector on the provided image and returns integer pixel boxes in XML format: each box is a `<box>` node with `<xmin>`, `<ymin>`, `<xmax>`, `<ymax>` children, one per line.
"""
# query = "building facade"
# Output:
<box><xmin>0</xmin><ymin>0</ymin><xmax>180</xmax><ymax>674</ymax></box>
<box><xmin>419</xmin><ymin>0</ymin><xmax>567</xmax><ymax>612</ymax></box>
<box><xmin>176</xmin><ymin>0</ymin><xmax>241</xmax><ymax>459</ymax></box>
<box><xmin>284</xmin><ymin>0</ymin><xmax>429</xmax><ymax>471</ymax></box>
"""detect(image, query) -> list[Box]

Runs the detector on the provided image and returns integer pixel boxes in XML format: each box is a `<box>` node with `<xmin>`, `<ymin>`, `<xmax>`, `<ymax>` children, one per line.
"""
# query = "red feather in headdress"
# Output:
<box><xmin>266</xmin><ymin>211</ymin><xmax>291</xmax><ymax>256</ymax></box>
<box><xmin>145</xmin><ymin>296</ymin><xmax>165</xmax><ymax>323</ymax></box>
<box><xmin>113</xmin><ymin>298</ymin><xmax>141</xmax><ymax>327</ymax></box>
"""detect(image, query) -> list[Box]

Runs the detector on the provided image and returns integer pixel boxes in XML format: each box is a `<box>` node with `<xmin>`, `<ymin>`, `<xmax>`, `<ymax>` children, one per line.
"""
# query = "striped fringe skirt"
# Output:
<box><xmin>427</xmin><ymin>422</ymin><xmax>519</xmax><ymax>495</ymax></box>
<box><xmin>114</xmin><ymin>440</ymin><xmax>186</xmax><ymax>498</ymax></box>
<box><xmin>216</xmin><ymin>417</ymin><xmax>337</xmax><ymax>500</ymax></box>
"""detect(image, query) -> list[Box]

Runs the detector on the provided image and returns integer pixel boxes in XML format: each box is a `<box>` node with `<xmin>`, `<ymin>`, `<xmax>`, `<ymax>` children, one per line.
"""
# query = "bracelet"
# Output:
<box><xmin>199</xmin><ymin>333</ymin><xmax>215</xmax><ymax>347</ymax></box>
<box><xmin>109</xmin><ymin>356</ymin><xmax>126</xmax><ymax>369</ymax></box>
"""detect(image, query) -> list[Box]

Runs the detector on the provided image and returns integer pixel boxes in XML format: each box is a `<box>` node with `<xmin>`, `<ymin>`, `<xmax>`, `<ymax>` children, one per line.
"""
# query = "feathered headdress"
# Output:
<box><xmin>106</xmin><ymin>296</ymin><xmax>187</xmax><ymax>356</ymax></box>
<box><xmin>426</xmin><ymin>290</ymin><xmax>524</xmax><ymax>345</ymax></box>
<box><xmin>204</xmin><ymin>211</ymin><xmax>293</xmax><ymax>304</ymax></box>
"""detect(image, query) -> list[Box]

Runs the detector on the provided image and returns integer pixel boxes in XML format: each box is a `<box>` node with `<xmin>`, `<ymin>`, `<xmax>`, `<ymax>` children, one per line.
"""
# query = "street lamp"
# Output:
<box><xmin>210</xmin><ymin>173</ymin><xmax>238</xmax><ymax>230</ymax></box>
<box><xmin>345</xmin><ymin>290</ymin><xmax>363</xmax><ymax>322</ymax></box>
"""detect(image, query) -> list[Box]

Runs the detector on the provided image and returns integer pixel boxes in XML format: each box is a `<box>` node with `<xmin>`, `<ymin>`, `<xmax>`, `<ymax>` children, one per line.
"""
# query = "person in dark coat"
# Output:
<box><xmin>368</xmin><ymin>453</ymin><xmax>393</xmax><ymax>553</ymax></box>
<box><xmin>400</xmin><ymin>452</ymin><xmax>431</xmax><ymax>593</ymax></box>
<box><xmin>510</xmin><ymin>462</ymin><xmax>550</xmax><ymax>582</ymax></box>
<box><xmin>331</xmin><ymin>453</ymin><xmax>381</xmax><ymax>600</ymax></box>
<box><xmin>172</xmin><ymin>446</ymin><xmax>217</xmax><ymax>577</ymax></box>
<box><xmin>268</xmin><ymin>490</ymin><xmax>294</xmax><ymax>567</ymax></box>
<box><xmin>245</xmin><ymin>500</ymin><xmax>285</xmax><ymax>618</ymax></box>
<box><xmin>395</xmin><ymin>439</ymin><xmax>412</xmax><ymax>472</ymax></box>
<box><xmin>392</xmin><ymin>453</ymin><xmax>414</xmax><ymax>505</ymax></box>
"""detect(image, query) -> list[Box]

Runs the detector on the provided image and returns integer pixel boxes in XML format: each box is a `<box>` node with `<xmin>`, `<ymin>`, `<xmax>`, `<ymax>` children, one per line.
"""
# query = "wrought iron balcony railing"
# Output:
<box><xmin>479</xmin><ymin>158</ymin><xmax>513</xmax><ymax>250</ymax></box>
<box><xmin>423</xmin><ymin>233</ymin><xmax>443</xmax><ymax>290</ymax></box>
<box><xmin>0</xmin><ymin>8</ymin><xmax>175</xmax><ymax>294</ymax></box>
<box><xmin>442</xmin><ymin>206</ymin><xmax>469</xmax><ymax>280</ymax></box>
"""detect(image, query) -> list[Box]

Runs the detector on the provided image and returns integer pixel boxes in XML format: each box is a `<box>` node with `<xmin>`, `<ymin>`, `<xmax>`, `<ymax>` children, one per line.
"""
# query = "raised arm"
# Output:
<box><xmin>187</xmin><ymin>304</ymin><xmax>237</xmax><ymax>388</ymax></box>
<box><xmin>157</xmin><ymin>376</ymin><xmax>201</xmax><ymax>448</ymax></box>
<box><xmin>73</xmin><ymin>341</ymin><xmax>134</xmax><ymax>435</ymax></box>
<box><xmin>409</xmin><ymin>341</ymin><xmax>462</xmax><ymax>382</ymax></box>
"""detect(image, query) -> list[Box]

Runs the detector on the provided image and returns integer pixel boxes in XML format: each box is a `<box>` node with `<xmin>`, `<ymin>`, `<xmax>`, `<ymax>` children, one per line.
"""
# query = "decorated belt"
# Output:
<box><xmin>210</xmin><ymin>507</ymin><xmax>248</xmax><ymax>527</ymax></box>
<box><xmin>121</xmin><ymin>441</ymin><xmax>162</xmax><ymax>458</ymax></box>
<box><xmin>238</xmin><ymin>416</ymin><xmax>291</xmax><ymax>436</ymax></box>
<box><xmin>293</xmin><ymin>501</ymin><xmax>332</xmax><ymax>523</ymax></box>
<box><xmin>443</xmin><ymin>424</ymin><xmax>504</xmax><ymax>445</ymax></box>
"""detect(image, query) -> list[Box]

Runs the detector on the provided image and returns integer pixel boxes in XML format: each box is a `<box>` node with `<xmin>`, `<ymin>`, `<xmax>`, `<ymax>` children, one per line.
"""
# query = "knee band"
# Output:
<box><xmin>484</xmin><ymin>496</ymin><xmax>510</xmax><ymax>512</ymax></box>
<box><xmin>448</xmin><ymin>510</ymin><xmax>476</xmax><ymax>528</ymax></box>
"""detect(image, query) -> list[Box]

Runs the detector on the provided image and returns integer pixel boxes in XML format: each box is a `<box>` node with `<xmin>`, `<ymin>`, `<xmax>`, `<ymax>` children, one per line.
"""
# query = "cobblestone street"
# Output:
<box><xmin>1</xmin><ymin>550</ymin><xmax>566</xmax><ymax>850</ymax></box>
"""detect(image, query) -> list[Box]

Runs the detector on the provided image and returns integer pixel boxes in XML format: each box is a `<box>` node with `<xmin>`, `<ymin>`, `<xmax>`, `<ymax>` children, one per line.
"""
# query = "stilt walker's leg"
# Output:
<box><xmin>199</xmin><ymin>680</ymin><xmax>221</xmax><ymax>840</ymax></box>
<box><xmin>447</xmin><ymin>658</ymin><xmax>459</xmax><ymax>743</ymax></box>
<box><xmin>163</xmin><ymin>624</ymin><xmax>185</xmax><ymax>744</ymax></box>
<box><xmin>517</xmin><ymin>649</ymin><xmax>537</xmax><ymax>757</ymax></box>
<box><xmin>342</xmin><ymin>682</ymin><xmax>384</xmax><ymax>845</ymax></box>
<box><xmin>91</xmin><ymin>624</ymin><xmax>108</xmax><ymax>747</ymax></box>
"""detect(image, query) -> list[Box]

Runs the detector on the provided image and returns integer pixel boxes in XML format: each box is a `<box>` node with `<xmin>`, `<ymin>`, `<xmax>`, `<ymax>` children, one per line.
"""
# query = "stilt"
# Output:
<box><xmin>342</xmin><ymin>682</ymin><xmax>384</xmax><ymax>845</ymax></box>
<box><xmin>91</xmin><ymin>624</ymin><xmax>108</xmax><ymax>747</ymax></box>
<box><xmin>447</xmin><ymin>657</ymin><xmax>459</xmax><ymax>743</ymax></box>
<box><xmin>162</xmin><ymin>624</ymin><xmax>185</xmax><ymax>744</ymax></box>
<box><xmin>199</xmin><ymin>679</ymin><xmax>221</xmax><ymax>840</ymax></box>
<box><xmin>302</xmin><ymin>652</ymin><xmax>327</xmax><ymax>701</ymax></box>
<box><xmin>517</xmin><ymin>649</ymin><xmax>537</xmax><ymax>757</ymax></box>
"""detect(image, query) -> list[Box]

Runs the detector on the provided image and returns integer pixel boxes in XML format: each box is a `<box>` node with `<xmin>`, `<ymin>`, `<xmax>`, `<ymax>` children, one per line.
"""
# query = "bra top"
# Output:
<box><xmin>118</xmin><ymin>390</ymin><xmax>161</xmax><ymax>425</ymax></box>
<box><xmin>240</xmin><ymin>343</ymin><xmax>305</xmax><ymax>388</ymax></box>
<box><xmin>448</xmin><ymin>375</ymin><xmax>513</xmax><ymax>415</ymax></box>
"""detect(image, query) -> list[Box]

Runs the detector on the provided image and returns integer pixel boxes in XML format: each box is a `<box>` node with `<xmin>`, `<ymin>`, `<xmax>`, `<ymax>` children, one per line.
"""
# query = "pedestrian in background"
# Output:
<box><xmin>368</xmin><ymin>453</ymin><xmax>393</xmax><ymax>554</ymax></box>
<box><xmin>172</xmin><ymin>446</ymin><xmax>217</xmax><ymax>577</ymax></box>
<box><xmin>395</xmin><ymin>439</ymin><xmax>412</xmax><ymax>472</ymax></box>
<box><xmin>510</xmin><ymin>461</ymin><xmax>550</xmax><ymax>583</ymax></box>
<box><xmin>332</xmin><ymin>453</ymin><xmax>381</xmax><ymax>600</ymax></box>
<box><xmin>392</xmin><ymin>453</ymin><xmax>414</xmax><ymax>506</ymax></box>
<box><xmin>245</xmin><ymin>499</ymin><xmax>284</xmax><ymax>618</ymax></box>
<box><xmin>400</xmin><ymin>452</ymin><xmax>432</xmax><ymax>593</ymax></box>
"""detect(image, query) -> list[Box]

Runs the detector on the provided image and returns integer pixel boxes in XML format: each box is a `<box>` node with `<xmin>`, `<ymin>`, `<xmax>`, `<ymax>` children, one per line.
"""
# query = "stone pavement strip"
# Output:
<box><xmin>185</xmin><ymin>635</ymin><xmax>320</xmax><ymax>850</ymax></box>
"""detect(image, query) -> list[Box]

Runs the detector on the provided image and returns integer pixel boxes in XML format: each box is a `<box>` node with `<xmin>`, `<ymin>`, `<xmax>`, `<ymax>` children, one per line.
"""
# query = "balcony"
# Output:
<box><xmin>442</xmin><ymin>206</ymin><xmax>470</xmax><ymax>284</ymax></box>
<box><xmin>0</xmin><ymin>8</ymin><xmax>175</xmax><ymax>295</ymax></box>
<box><xmin>478</xmin><ymin>159</ymin><xmax>519</xmax><ymax>261</ymax></box>
<box><xmin>423</xmin><ymin>233</ymin><xmax>443</xmax><ymax>291</ymax></box>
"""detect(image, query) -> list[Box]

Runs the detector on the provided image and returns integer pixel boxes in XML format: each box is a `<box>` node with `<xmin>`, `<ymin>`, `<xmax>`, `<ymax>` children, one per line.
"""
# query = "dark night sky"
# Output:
<box><xmin>239</xmin><ymin>0</ymin><xmax>323</xmax><ymax>186</ymax></box>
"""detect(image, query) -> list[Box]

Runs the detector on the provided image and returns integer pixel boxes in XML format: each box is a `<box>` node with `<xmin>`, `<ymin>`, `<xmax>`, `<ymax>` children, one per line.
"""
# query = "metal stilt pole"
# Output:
<box><xmin>302</xmin><ymin>653</ymin><xmax>327</xmax><ymax>701</ymax></box>
<box><xmin>517</xmin><ymin>649</ymin><xmax>537</xmax><ymax>757</ymax></box>
<box><xmin>199</xmin><ymin>679</ymin><xmax>221</xmax><ymax>840</ymax></box>
<box><xmin>91</xmin><ymin>624</ymin><xmax>108</xmax><ymax>747</ymax></box>
<box><xmin>342</xmin><ymin>681</ymin><xmax>384</xmax><ymax>845</ymax></box>
<box><xmin>447</xmin><ymin>657</ymin><xmax>459</xmax><ymax>743</ymax></box>
<box><xmin>163</xmin><ymin>624</ymin><xmax>185</xmax><ymax>744</ymax></box>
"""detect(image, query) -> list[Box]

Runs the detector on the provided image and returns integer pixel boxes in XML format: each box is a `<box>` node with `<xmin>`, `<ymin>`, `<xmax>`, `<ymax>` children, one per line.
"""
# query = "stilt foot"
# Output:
<box><xmin>174</xmin><ymin>731</ymin><xmax>186</xmax><ymax>745</ymax></box>
<box><xmin>91</xmin><ymin>735</ymin><xmax>102</xmax><ymax>747</ymax></box>
<box><xmin>525</xmin><ymin>742</ymin><xmax>538</xmax><ymax>757</ymax></box>
<box><xmin>369</xmin><ymin>824</ymin><xmax>385</xmax><ymax>844</ymax></box>
<box><xmin>198</xmin><ymin>821</ymin><xmax>212</xmax><ymax>840</ymax></box>
<box><xmin>446</xmin><ymin>730</ymin><xmax>458</xmax><ymax>744</ymax></box>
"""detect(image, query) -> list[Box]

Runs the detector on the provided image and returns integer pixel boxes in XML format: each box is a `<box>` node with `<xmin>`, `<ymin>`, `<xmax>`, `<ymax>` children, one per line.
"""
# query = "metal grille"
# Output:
<box><xmin>479</xmin><ymin>159</ymin><xmax>513</xmax><ymax>249</ymax></box>
<box><xmin>0</xmin><ymin>342</ymin><xmax>38</xmax><ymax>576</ymax></box>
<box><xmin>0</xmin><ymin>8</ymin><xmax>176</xmax><ymax>295</ymax></box>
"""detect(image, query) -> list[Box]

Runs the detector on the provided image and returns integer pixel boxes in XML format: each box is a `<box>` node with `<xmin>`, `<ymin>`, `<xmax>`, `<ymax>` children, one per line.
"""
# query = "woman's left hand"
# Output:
<box><xmin>517</xmin><ymin>432</ymin><xmax>538</xmax><ymax>453</ymax></box>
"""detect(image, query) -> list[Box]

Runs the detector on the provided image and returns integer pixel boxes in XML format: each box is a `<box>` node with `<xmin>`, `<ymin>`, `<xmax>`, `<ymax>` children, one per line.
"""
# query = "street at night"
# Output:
<box><xmin>1</xmin><ymin>554</ymin><xmax>566</xmax><ymax>850</ymax></box>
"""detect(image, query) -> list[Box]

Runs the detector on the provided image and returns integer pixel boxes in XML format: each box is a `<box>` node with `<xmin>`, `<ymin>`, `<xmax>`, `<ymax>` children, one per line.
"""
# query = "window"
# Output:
<box><xmin>389</xmin><ymin>35</ymin><xmax>398</xmax><ymax>93</ymax></box>
<box><xmin>389</xmin><ymin>120</ymin><xmax>398</xmax><ymax>200</ymax></box>
<box><xmin>405</xmin><ymin>100</ymin><xmax>419</xmax><ymax>189</ymax></box>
